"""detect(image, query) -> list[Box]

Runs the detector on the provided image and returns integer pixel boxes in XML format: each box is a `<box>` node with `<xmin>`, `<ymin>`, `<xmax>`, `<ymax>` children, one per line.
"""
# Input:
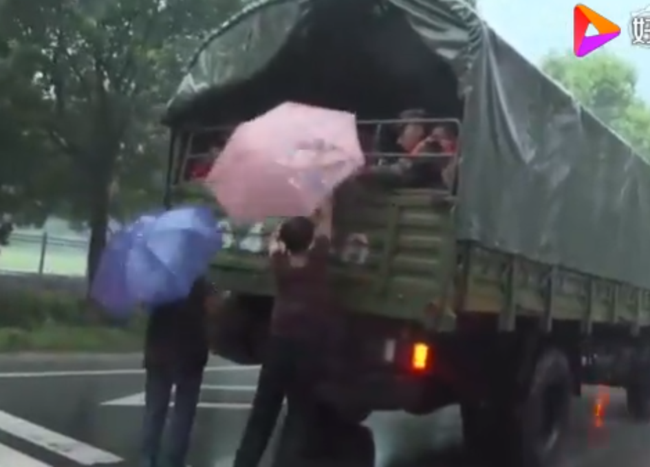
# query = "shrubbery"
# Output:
<box><xmin>0</xmin><ymin>288</ymin><xmax>85</xmax><ymax>328</ymax></box>
<box><xmin>0</xmin><ymin>285</ymin><xmax>144</xmax><ymax>352</ymax></box>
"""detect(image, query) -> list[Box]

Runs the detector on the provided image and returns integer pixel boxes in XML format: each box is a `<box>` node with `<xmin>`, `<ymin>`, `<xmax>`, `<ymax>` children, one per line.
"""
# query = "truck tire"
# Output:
<box><xmin>462</xmin><ymin>346</ymin><xmax>572</xmax><ymax>467</ymax></box>
<box><xmin>626</xmin><ymin>352</ymin><xmax>650</xmax><ymax>421</ymax></box>
<box><xmin>626</xmin><ymin>382</ymin><xmax>650</xmax><ymax>421</ymax></box>
<box><xmin>460</xmin><ymin>402</ymin><xmax>486</xmax><ymax>456</ymax></box>
<box><xmin>516</xmin><ymin>347</ymin><xmax>572</xmax><ymax>467</ymax></box>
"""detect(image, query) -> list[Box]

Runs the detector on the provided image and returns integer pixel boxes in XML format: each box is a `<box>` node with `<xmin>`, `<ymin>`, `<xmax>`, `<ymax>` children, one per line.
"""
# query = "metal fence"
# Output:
<box><xmin>0</xmin><ymin>232</ymin><xmax>88</xmax><ymax>277</ymax></box>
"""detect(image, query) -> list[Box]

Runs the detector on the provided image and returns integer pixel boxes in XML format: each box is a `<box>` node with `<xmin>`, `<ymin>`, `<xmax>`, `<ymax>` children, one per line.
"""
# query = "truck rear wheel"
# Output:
<box><xmin>626</xmin><ymin>383</ymin><xmax>650</xmax><ymax>421</ymax></box>
<box><xmin>517</xmin><ymin>347</ymin><xmax>572</xmax><ymax>467</ymax></box>
<box><xmin>462</xmin><ymin>346</ymin><xmax>572</xmax><ymax>467</ymax></box>
<box><xmin>626</xmin><ymin>352</ymin><xmax>650</xmax><ymax>421</ymax></box>
<box><xmin>460</xmin><ymin>402</ymin><xmax>486</xmax><ymax>456</ymax></box>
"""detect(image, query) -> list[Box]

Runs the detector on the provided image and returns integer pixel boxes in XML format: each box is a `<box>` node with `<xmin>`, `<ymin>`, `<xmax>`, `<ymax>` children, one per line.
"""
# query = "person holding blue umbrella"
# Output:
<box><xmin>141</xmin><ymin>275</ymin><xmax>217</xmax><ymax>467</ymax></box>
<box><xmin>90</xmin><ymin>205</ymin><xmax>222</xmax><ymax>467</ymax></box>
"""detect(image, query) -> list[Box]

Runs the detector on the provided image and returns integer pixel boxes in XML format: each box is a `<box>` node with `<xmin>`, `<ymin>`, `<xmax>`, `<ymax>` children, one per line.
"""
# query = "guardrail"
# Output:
<box><xmin>0</xmin><ymin>232</ymin><xmax>88</xmax><ymax>277</ymax></box>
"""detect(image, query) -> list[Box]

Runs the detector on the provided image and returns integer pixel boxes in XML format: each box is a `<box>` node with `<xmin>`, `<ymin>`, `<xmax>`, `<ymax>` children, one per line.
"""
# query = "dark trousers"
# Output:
<box><xmin>141</xmin><ymin>367</ymin><xmax>203</xmax><ymax>467</ymax></box>
<box><xmin>233</xmin><ymin>336</ymin><xmax>320</xmax><ymax>467</ymax></box>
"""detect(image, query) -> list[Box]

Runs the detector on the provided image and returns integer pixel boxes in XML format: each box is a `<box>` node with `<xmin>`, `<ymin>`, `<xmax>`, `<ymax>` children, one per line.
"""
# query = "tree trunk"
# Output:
<box><xmin>86</xmin><ymin>179</ymin><xmax>110</xmax><ymax>287</ymax></box>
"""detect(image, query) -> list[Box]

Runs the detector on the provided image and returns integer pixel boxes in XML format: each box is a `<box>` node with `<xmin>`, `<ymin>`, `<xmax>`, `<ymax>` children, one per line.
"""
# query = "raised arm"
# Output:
<box><xmin>268</xmin><ymin>225</ymin><xmax>286</xmax><ymax>256</ymax></box>
<box><xmin>312</xmin><ymin>198</ymin><xmax>332</xmax><ymax>239</ymax></box>
<box><xmin>308</xmin><ymin>199</ymin><xmax>333</xmax><ymax>263</ymax></box>
<box><xmin>267</xmin><ymin>224</ymin><xmax>290</xmax><ymax>277</ymax></box>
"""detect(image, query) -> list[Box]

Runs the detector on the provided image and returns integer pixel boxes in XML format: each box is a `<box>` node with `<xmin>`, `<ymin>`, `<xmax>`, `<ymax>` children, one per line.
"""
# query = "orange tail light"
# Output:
<box><xmin>411</xmin><ymin>342</ymin><xmax>431</xmax><ymax>371</ymax></box>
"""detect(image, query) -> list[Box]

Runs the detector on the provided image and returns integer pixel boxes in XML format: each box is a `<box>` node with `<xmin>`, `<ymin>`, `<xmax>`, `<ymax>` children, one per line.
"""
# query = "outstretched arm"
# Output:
<box><xmin>268</xmin><ymin>225</ymin><xmax>285</xmax><ymax>256</ymax></box>
<box><xmin>312</xmin><ymin>198</ymin><xmax>332</xmax><ymax>239</ymax></box>
<box><xmin>308</xmin><ymin>199</ymin><xmax>333</xmax><ymax>263</ymax></box>
<box><xmin>268</xmin><ymin>224</ymin><xmax>289</xmax><ymax>277</ymax></box>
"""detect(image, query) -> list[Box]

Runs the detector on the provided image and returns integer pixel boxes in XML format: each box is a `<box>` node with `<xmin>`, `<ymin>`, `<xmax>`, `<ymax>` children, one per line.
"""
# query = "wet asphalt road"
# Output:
<box><xmin>0</xmin><ymin>354</ymin><xmax>644</xmax><ymax>467</ymax></box>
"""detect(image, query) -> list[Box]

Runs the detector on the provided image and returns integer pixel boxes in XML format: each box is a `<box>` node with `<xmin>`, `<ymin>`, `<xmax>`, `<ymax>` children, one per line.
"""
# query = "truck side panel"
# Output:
<box><xmin>461</xmin><ymin>246</ymin><xmax>650</xmax><ymax>332</ymax></box>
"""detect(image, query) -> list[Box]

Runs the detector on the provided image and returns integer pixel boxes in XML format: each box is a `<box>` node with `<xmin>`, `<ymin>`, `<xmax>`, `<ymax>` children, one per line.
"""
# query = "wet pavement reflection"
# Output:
<box><xmin>0</xmin><ymin>356</ymin><xmax>648</xmax><ymax>467</ymax></box>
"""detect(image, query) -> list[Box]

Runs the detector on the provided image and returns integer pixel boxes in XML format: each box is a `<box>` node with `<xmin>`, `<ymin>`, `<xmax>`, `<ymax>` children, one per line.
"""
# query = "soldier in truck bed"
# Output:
<box><xmin>359</xmin><ymin>108</ymin><xmax>457</xmax><ymax>189</ymax></box>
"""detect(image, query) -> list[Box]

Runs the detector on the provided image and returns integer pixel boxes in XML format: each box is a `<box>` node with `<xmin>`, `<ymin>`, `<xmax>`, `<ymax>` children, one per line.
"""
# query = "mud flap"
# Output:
<box><xmin>626</xmin><ymin>347</ymin><xmax>650</xmax><ymax>421</ymax></box>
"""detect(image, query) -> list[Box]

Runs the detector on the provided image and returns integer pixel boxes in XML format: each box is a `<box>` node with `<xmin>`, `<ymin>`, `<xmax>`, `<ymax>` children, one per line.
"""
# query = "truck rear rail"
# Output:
<box><xmin>463</xmin><ymin>246</ymin><xmax>650</xmax><ymax>333</ymax></box>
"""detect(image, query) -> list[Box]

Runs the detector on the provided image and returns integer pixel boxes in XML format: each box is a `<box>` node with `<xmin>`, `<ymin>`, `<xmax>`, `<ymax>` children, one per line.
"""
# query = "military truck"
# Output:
<box><xmin>161</xmin><ymin>0</ymin><xmax>650</xmax><ymax>465</ymax></box>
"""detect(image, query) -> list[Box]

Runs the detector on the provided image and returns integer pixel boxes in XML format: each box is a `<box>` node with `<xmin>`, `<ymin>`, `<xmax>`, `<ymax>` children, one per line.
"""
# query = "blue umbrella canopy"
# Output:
<box><xmin>90</xmin><ymin>206</ymin><xmax>221</xmax><ymax>317</ymax></box>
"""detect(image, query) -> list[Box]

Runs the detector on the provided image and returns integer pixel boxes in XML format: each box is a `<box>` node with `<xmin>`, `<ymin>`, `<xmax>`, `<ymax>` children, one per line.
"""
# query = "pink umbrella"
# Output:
<box><xmin>204</xmin><ymin>102</ymin><xmax>364</xmax><ymax>222</ymax></box>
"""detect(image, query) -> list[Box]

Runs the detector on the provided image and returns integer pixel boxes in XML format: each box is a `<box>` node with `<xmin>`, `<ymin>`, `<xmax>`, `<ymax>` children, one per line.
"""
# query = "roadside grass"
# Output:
<box><xmin>0</xmin><ymin>236</ymin><xmax>142</xmax><ymax>352</ymax></box>
<box><xmin>0</xmin><ymin>284</ymin><xmax>144</xmax><ymax>353</ymax></box>
<box><xmin>0</xmin><ymin>244</ymin><xmax>86</xmax><ymax>276</ymax></box>
<box><xmin>0</xmin><ymin>324</ymin><xmax>143</xmax><ymax>352</ymax></box>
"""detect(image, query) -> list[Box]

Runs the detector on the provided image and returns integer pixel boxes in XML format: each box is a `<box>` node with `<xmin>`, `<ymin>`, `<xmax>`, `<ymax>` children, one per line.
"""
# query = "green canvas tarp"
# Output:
<box><xmin>164</xmin><ymin>0</ymin><xmax>650</xmax><ymax>290</ymax></box>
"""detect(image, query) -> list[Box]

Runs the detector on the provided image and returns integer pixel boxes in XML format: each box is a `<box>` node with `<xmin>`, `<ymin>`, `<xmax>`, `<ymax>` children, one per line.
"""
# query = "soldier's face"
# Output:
<box><xmin>431</xmin><ymin>126</ymin><xmax>448</xmax><ymax>141</ymax></box>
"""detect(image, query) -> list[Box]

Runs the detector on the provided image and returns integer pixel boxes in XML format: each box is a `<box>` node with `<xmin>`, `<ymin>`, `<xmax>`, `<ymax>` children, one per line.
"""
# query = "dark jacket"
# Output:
<box><xmin>269</xmin><ymin>236</ymin><xmax>335</xmax><ymax>341</ymax></box>
<box><xmin>143</xmin><ymin>278</ymin><xmax>211</xmax><ymax>373</ymax></box>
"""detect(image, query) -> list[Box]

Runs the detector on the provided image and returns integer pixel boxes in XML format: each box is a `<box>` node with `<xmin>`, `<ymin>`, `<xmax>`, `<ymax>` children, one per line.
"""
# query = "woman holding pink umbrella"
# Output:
<box><xmin>205</xmin><ymin>102</ymin><xmax>363</xmax><ymax>466</ymax></box>
<box><xmin>232</xmin><ymin>202</ymin><xmax>334</xmax><ymax>467</ymax></box>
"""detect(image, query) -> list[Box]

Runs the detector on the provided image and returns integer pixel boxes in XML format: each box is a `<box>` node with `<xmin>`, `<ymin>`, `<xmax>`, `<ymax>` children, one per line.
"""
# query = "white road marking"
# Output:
<box><xmin>102</xmin><ymin>384</ymin><xmax>263</xmax><ymax>410</ymax></box>
<box><xmin>200</xmin><ymin>384</ymin><xmax>255</xmax><ymax>391</ymax></box>
<box><xmin>0</xmin><ymin>442</ymin><xmax>51</xmax><ymax>467</ymax></box>
<box><xmin>0</xmin><ymin>365</ymin><xmax>260</xmax><ymax>379</ymax></box>
<box><xmin>101</xmin><ymin>392</ymin><xmax>252</xmax><ymax>410</ymax></box>
<box><xmin>101</xmin><ymin>392</ymin><xmax>147</xmax><ymax>407</ymax></box>
<box><xmin>0</xmin><ymin>410</ymin><xmax>123</xmax><ymax>465</ymax></box>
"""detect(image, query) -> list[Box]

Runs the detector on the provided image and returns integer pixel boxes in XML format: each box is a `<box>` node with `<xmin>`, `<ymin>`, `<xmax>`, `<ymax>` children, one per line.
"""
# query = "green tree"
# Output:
<box><xmin>541</xmin><ymin>50</ymin><xmax>650</xmax><ymax>157</ymax></box>
<box><xmin>0</xmin><ymin>23</ymin><xmax>60</xmax><ymax>224</ymax></box>
<box><xmin>0</xmin><ymin>0</ymin><xmax>241</xmax><ymax>282</ymax></box>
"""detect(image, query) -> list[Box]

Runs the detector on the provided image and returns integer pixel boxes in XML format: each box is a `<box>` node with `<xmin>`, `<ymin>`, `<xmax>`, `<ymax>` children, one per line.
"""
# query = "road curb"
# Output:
<box><xmin>0</xmin><ymin>352</ymin><xmax>141</xmax><ymax>363</ymax></box>
<box><xmin>0</xmin><ymin>353</ymin><xmax>230</xmax><ymax>364</ymax></box>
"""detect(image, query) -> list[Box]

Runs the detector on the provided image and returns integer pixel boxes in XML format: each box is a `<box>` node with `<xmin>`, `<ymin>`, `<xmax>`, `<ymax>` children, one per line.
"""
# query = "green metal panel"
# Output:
<box><xmin>172</xmin><ymin>181</ymin><xmax>454</xmax><ymax>322</ymax></box>
<box><xmin>464</xmin><ymin>245</ymin><xmax>650</xmax><ymax>332</ymax></box>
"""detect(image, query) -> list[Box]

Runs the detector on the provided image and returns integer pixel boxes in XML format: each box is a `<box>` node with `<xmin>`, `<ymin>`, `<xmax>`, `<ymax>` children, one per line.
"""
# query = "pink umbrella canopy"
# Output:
<box><xmin>204</xmin><ymin>102</ymin><xmax>364</xmax><ymax>222</ymax></box>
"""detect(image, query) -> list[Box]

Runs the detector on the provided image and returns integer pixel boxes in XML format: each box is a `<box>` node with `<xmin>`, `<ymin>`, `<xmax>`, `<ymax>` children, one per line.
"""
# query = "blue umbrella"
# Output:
<box><xmin>90</xmin><ymin>206</ymin><xmax>221</xmax><ymax>317</ymax></box>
